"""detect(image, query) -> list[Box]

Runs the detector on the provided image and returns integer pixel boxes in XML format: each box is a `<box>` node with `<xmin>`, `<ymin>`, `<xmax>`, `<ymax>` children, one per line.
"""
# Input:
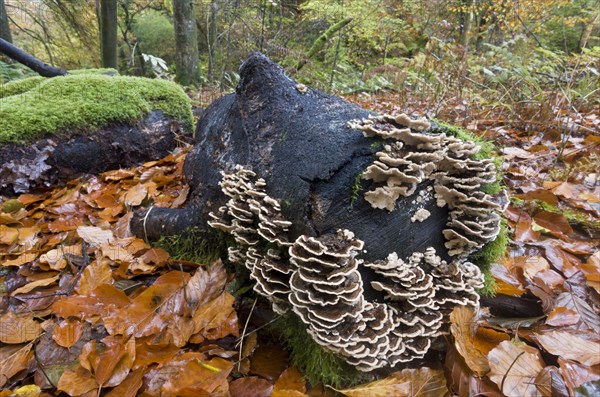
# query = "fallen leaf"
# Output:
<box><xmin>535</xmin><ymin>331</ymin><xmax>600</xmax><ymax>366</ymax></box>
<box><xmin>250</xmin><ymin>344</ymin><xmax>289</xmax><ymax>381</ymax></box>
<box><xmin>559</xmin><ymin>358</ymin><xmax>600</xmax><ymax>392</ymax></box>
<box><xmin>0</xmin><ymin>312</ymin><xmax>42</xmax><ymax>343</ymax></box>
<box><xmin>77</xmin><ymin>225</ymin><xmax>115</xmax><ymax>245</ymax></box>
<box><xmin>11</xmin><ymin>384</ymin><xmax>41</xmax><ymax>397</ymax></box>
<box><xmin>105</xmin><ymin>366</ymin><xmax>145</xmax><ymax>397</ymax></box>
<box><xmin>488</xmin><ymin>340</ymin><xmax>545</xmax><ymax>397</ymax></box>
<box><xmin>555</xmin><ymin>292</ymin><xmax>600</xmax><ymax>332</ymax></box>
<box><xmin>76</xmin><ymin>259</ymin><xmax>113</xmax><ymax>295</ymax></box>
<box><xmin>123</xmin><ymin>184</ymin><xmax>147</xmax><ymax>206</ymax></box>
<box><xmin>546</xmin><ymin>307</ymin><xmax>581</xmax><ymax>326</ymax></box>
<box><xmin>229</xmin><ymin>376</ymin><xmax>273</xmax><ymax>397</ymax></box>
<box><xmin>161</xmin><ymin>357</ymin><xmax>234</xmax><ymax>396</ymax></box>
<box><xmin>52</xmin><ymin>319</ymin><xmax>84</xmax><ymax>349</ymax></box>
<box><xmin>185</xmin><ymin>260</ymin><xmax>228</xmax><ymax>308</ymax></box>
<box><xmin>57</xmin><ymin>365</ymin><xmax>98</xmax><ymax>396</ymax></box>
<box><xmin>191</xmin><ymin>292</ymin><xmax>239</xmax><ymax>341</ymax></box>
<box><xmin>535</xmin><ymin>366</ymin><xmax>569</xmax><ymax>397</ymax></box>
<box><xmin>271</xmin><ymin>367</ymin><xmax>308</xmax><ymax>397</ymax></box>
<box><xmin>0</xmin><ymin>343</ymin><xmax>33</xmax><ymax>388</ymax></box>
<box><xmin>0</xmin><ymin>225</ymin><xmax>18</xmax><ymax>244</ymax></box>
<box><xmin>450</xmin><ymin>306</ymin><xmax>490</xmax><ymax>376</ymax></box>
<box><xmin>337</xmin><ymin>367</ymin><xmax>448</xmax><ymax>397</ymax></box>
<box><xmin>444</xmin><ymin>345</ymin><xmax>501</xmax><ymax>397</ymax></box>
<box><xmin>11</xmin><ymin>273</ymin><xmax>60</xmax><ymax>296</ymax></box>
<box><xmin>533</xmin><ymin>212</ymin><xmax>574</xmax><ymax>239</ymax></box>
<box><xmin>1</xmin><ymin>253</ymin><xmax>38</xmax><ymax>267</ymax></box>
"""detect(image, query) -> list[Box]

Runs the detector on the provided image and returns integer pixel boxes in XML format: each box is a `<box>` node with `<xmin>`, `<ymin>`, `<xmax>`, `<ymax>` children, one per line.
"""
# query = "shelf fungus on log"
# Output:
<box><xmin>129</xmin><ymin>52</ymin><xmax>506</xmax><ymax>373</ymax></box>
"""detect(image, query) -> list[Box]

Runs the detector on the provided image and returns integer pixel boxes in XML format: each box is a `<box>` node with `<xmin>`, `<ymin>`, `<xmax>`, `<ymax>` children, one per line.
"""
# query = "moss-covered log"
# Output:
<box><xmin>0</xmin><ymin>71</ymin><xmax>193</xmax><ymax>194</ymax></box>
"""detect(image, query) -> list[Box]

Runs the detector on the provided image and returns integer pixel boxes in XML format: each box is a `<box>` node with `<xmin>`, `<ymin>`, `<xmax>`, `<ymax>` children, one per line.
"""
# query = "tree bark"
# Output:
<box><xmin>99</xmin><ymin>0</ymin><xmax>118</xmax><ymax>68</ymax></box>
<box><xmin>579</xmin><ymin>10</ymin><xmax>599</xmax><ymax>51</ymax></box>
<box><xmin>0</xmin><ymin>38</ymin><xmax>67</xmax><ymax>76</ymax></box>
<box><xmin>173</xmin><ymin>0</ymin><xmax>200</xmax><ymax>86</ymax></box>
<box><xmin>0</xmin><ymin>0</ymin><xmax>11</xmax><ymax>44</ymax></box>
<box><xmin>207</xmin><ymin>0</ymin><xmax>218</xmax><ymax>83</ymax></box>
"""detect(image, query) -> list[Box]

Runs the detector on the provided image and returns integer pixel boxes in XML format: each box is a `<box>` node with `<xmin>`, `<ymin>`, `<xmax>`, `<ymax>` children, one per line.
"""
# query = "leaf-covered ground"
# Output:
<box><xmin>0</xmin><ymin>92</ymin><xmax>598</xmax><ymax>396</ymax></box>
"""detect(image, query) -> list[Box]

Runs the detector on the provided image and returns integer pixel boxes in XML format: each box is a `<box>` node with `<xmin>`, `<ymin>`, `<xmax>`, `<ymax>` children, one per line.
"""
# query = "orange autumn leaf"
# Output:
<box><xmin>488</xmin><ymin>341</ymin><xmax>545</xmax><ymax>397</ymax></box>
<box><xmin>229</xmin><ymin>377</ymin><xmax>273</xmax><ymax>397</ymax></box>
<box><xmin>271</xmin><ymin>367</ymin><xmax>308</xmax><ymax>397</ymax></box>
<box><xmin>76</xmin><ymin>259</ymin><xmax>113</xmax><ymax>296</ymax></box>
<box><xmin>249</xmin><ymin>344</ymin><xmax>289</xmax><ymax>381</ymax></box>
<box><xmin>160</xmin><ymin>357</ymin><xmax>234</xmax><ymax>397</ymax></box>
<box><xmin>52</xmin><ymin>319</ymin><xmax>84</xmax><ymax>349</ymax></box>
<box><xmin>191</xmin><ymin>291</ymin><xmax>239</xmax><ymax>341</ymax></box>
<box><xmin>57</xmin><ymin>365</ymin><xmax>98</xmax><ymax>396</ymax></box>
<box><xmin>0</xmin><ymin>225</ymin><xmax>18</xmax><ymax>244</ymax></box>
<box><xmin>0</xmin><ymin>343</ymin><xmax>34</xmax><ymax>388</ymax></box>
<box><xmin>105</xmin><ymin>366</ymin><xmax>145</xmax><ymax>397</ymax></box>
<box><xmin>1</xmin><ymin>253</ymin><xmax>38</xmax><ymax>268</ymax></box>
<box><xmin>123</xmin><ymin>184</ymin><xmax>147</xmax><ymax>206</ymax></box>
<box><xmin>0</xmin><ymin>312</ymin><xmax>42</xmax><ymax>344</ymax></box>
<box><xmin>546</xmin><ymin>307</ymin><xmax>581</xmax><ymax>327</ymax></box>
<box><xmin>11</xmin><ymin>274</ymin><xmax>60</xmax><ymax>296</ymax></box>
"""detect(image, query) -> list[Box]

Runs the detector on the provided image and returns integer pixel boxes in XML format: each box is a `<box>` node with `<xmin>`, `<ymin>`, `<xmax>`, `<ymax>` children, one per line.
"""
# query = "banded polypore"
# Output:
<box><xmin>349</xmin><ymin>113</ymin><xmax>503</xmax><ymax>257</ymax></box>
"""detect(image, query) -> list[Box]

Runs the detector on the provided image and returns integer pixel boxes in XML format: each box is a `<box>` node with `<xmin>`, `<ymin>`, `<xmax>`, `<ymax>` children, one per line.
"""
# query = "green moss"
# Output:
<box><xmin>70</xmin><ymin>68</ymin><xmax>119</xmax><ymax>75</ymax></box>
<box><xmin>154</xmin><ymin>227</ymin><xmax>228</xmax><ymax>264</ymax></box>
<box><xmin>470</xmin><ymin>219</ymin><xmax>509</xmax><ymax>296</ymax></box>
<box><xmin>270</xmin><ymin>313</ymin><xmax>370</xmax><ymax>388</ymax></box>
<box><xmin>349</xmin><ymin>171</ymin><xmax>364</xmax><ymax>207</ymax></box>
<box><xmin>0</xmin><ymin>73</ymin><xmax>193</xmax><ymax>144</ymax></box>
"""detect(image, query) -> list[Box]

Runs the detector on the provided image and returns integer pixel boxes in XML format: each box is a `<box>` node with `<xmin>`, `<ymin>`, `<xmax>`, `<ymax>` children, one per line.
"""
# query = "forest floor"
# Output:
<box><xmin>0</xmin><ymin>90</ymin><xmax>598</xmax><ymax>397</ymax></box>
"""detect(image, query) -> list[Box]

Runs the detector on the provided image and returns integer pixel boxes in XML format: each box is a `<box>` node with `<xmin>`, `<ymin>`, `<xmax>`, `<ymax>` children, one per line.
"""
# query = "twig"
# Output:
<box><xmin>236</xmin><ymin>298</ymin><xmax>257</xmax><ymax>372</ymax></box>
<box><xmin>500</xmin><ymin>351</ymin><xmax>525</xmax><ymax>395</ymax></box>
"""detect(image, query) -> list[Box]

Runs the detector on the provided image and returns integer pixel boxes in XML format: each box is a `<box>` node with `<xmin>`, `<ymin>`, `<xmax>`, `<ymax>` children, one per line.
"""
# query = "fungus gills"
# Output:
<box><xmin>208</xmin><ymin>162</ymin><xmax>493</xmax><ymax>372</ymax></box>
<box><xmin>348</xmin><ymin>113</ymin><xmax>504</xmax><ymax>257</ymax></box>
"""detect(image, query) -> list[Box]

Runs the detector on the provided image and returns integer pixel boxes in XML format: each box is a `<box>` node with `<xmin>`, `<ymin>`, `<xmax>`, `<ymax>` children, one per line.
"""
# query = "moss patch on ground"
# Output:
<box><xmin>154</xmin><ymin>227</ymin><xmax>228</xmax><ymax>264</ymax></box>
<box><xmin>270</xmin><ymin>313</ymin><xmax>370</xmax><ymax>388</ymax></box>
<box><xmin>0</xmin><ymin>72</ymin><xmax>193</xmax><ymax>144</ymax></box>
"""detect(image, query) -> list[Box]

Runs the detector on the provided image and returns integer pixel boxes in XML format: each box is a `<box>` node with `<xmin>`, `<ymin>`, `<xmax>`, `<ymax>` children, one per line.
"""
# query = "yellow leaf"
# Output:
<box><xmin>13</xmin><ymin>384</ymin><xmax>41</xmax><ymax>397</ymax></box>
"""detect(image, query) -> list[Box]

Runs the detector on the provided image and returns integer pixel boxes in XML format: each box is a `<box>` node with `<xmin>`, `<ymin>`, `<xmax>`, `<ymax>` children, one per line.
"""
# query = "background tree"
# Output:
<box><xmin>99</xmin><ymin>0</ymin><xmax>118</xmax><ymax>68</ymax></box>
<box><xmin>173</xmin><ymin>0</ymin><xmax>200</xmax><ymax>85</ymax></box>
<box><xmin>0</xmin><ymin>0</ymin><xmax>12</xmax><ymax>44</ymax></box>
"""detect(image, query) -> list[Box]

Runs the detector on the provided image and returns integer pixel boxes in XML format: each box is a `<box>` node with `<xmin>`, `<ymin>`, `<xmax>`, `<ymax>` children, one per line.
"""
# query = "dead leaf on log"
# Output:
<box><xmin>0</xmin><ymin>312</ymin><xmax>42</xmax><ymax>343</ymax></box>
<box><xmin>0</xmin><ymin>343</ymin><xmax>34</xmax><ymax>388</ymax></box>
<box><xmin>535</xmin><ymin>331</ymin><xmax>600</xmax><ymax>366</ymax></box>
<box><xmin>488</xmin><ymin>340</ymin><xmax>545</xmax><ymax>397</ymax></box>
<box><xmin>336</xmin><ymin>368</ymin><xmax>448</xmax><ymax>397</ymax></box>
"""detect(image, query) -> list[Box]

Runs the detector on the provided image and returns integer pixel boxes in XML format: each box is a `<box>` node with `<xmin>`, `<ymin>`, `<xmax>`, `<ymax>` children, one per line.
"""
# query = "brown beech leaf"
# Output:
<box><xmin>229</xmin><ymin>376</ymin><xmax>273</xmax><ymax>397</ymax></box>
<box><xmin>450</xmin><ymin>306</ymin><xmax>490</xmax><ymax>376</ymax></box>
<box><xmin>161</xmin><ymin>357</ymin><xmax>234</xmax><ymax>396</ymax></box>
<box><xmin>535</xmin><ymin>331</ymin><xmax>600</xmax><ymax>366</ymax></box>
<box><xmin>487</xmin><ymin>340</ymin><xmax>545</xmax><ymax>397</ymax></box>
<box><xmin>444</xmin><ymin>345</ymin><xmax>501</xmax><ymax>397</ymax></box>
<box><xmin>490</xmin><ymin>263</ymin><xmax>526</xmax><ymax>296</ymax></box>
<box><xmin>2</xmin><ymin>253</ymin><xmax>38</xmax><ymax>268</ymax></box>
<box><xmin>10</xmin><ymin>274</ymin><xmax>59</xmax><ymax>296</ymax></box>
<box><xmin>337</xmin><ymin>368</ymin><xmax>448</xmax><ymax>397</ymax></box>
<box><xmin>185</xmin><ymin>260</ymin><xmax>228</xmax><ymax>308</ymax></box>
<box><xmin>533</xmin><ymin>212</ymin><xmax>574</xmax><ymax>239</ymax></box>
<box><xmin>52</xmin><ymin>319</ymin><xmax>84</xmax><ymax>349</ymax></box>
<box><xmin>76</xmin><ymin>225</ymin><xmax>115</xmax><ymax>246</ymax></box>
<box><xmin>0</xmin><ymin>312</ymin><xmax>42</xmax><ymax>344</ymax></box>
<box><xmin>191</xmin><ymin>291</ymin><xmax>239</xmax><ymax>341</ymax></box>
<box><xmin>271</xmin><ymin>367</ymin><xmax>308</xmax><ymax>397</ymax></box>
<box><xmin>555</xmin><ymin>292</ymin><xmax>600</xmax><ymax>332</ymax></box>
<box><xmin>57</xmin><ymin>365</ymin><xmax>98</xmax><ymax>396</ymax></box>
<box><xmin>123</xmin><ymin>184</ymin><xmax>147</xmax><ymax>206</ymax></box>
<box><xmin>545</xmin><ymin>307</ymin><xmax>581</xmax><ymax>326</ymax></box>
<box><xmin>76</xmin><ymin>259</ymin><xmax>113</xmax><ymax>296</ymax></box>
<box><xmin>133</xmin><ymin>340</ymin><xmax>180</xmax><ymax>369</ymax></box>
<box><xmin>559</xmin><ymin>360</ymin><xmax>600</xmax><ymax>394</ymax></box>
<box><xmin>0</xmin><ymin>225</ymin><xmax>18</xmax><ymax>244</ymax></box>
<box><xmin>105</xmin><ymin>366</ymin><xmax>145</xmax><ymax>397</ymax></box>
<box><xmin>535</xmin><ymin>366</ymin><xmax>569</xmax><ymax>397</ymax></box>
<box><xmin>249</xmin><ymin>344</ymin><xmax>289</xmax><ymax>381</ymax></box>
<box><xmin>0</xmin><ymin>343</ymin><xmax>33</xmax><ymax>388</ymax></box>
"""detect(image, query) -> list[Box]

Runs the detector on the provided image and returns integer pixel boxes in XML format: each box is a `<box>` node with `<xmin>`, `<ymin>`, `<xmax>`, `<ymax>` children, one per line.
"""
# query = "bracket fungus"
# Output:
<box><xmin>131</xmin><ymin>53</ymin><xmax>506</xmax><ymax>375</ymax></box>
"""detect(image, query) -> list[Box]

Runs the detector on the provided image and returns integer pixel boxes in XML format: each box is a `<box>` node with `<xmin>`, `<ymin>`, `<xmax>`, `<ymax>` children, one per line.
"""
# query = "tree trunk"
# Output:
<box><xmin>0</xmin><ymin>0</ymin><xmax>12</xmax><ymax>44</ymax></box>
<box><xmin>295</xmin><ymin>16</ymin><xmax>353</xmax><ymax>71</ymax></box>
<box><xmin>579</xmin><ymin>10</ymin><xmax>599</xmax><ymax>51</ymax></box>
<box><xmin>207</xmin><ymin>0</ymin><xmax>218</xmax><ymax>83</ymax></box>
<box><xmin>460</xmin><ymin>0</ymin><xmax>474</xmax><ymax>51</ymax></box>
<box><xmin>99</xmin><ymin>0</ymin><xmax>118</xmax><ymax>68</ymax></box>
<box><xmin>173</xmin><ymin>0</ymin><xmax>200</xmax><ymax>86</ymax></box>
<box><xmin>0</xmin><ymin>38</ymin><xmax>67</xmax><ymax>76</ymax></box>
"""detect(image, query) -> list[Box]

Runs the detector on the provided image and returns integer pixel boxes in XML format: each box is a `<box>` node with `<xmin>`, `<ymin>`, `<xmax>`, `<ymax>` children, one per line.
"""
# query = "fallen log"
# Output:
<box><xmin>131</xmin><ymin>52</ymin><xmax>506</xmax><ymax>373</ymax></box>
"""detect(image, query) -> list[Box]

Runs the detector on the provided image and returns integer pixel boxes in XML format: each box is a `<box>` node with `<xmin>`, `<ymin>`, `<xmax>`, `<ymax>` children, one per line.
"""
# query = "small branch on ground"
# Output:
<box><xmin>0</xmin><ymin>38</ymin><xmax>68</xmax><ymax>77</ymax></box>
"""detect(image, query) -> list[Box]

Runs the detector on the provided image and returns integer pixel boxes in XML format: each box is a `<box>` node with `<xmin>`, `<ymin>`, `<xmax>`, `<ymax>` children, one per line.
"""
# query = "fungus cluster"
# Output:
<box><xmin>349</xmin><ymin>113</ymin><xmax>503</xmax><ymax>257</ymax></box>
<box><xmin>207</xmin><ymin>110</ymin><xmax>501</xmax><ymax>372</ymax></box>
